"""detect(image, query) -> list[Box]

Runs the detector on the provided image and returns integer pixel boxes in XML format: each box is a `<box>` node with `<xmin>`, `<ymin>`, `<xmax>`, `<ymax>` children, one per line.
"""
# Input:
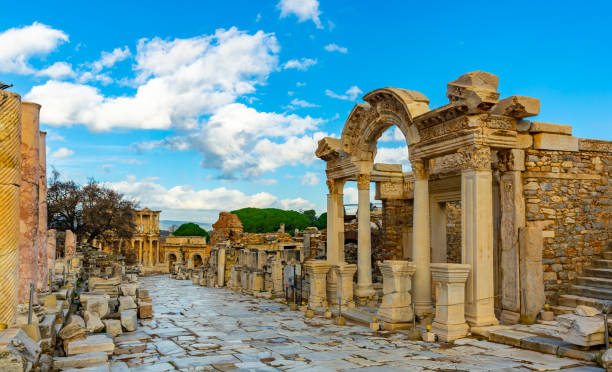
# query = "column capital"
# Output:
<box><xmin>458</xmin><ymin>145</ymin><xmax>491</xmax><ymax>171</ymax></box>
<box><xmin>412</xmin><ymin>160</ymin><xmax>428</xmax><ymax>180</ymax></box>
<box><xmin>357</xmin><ymin>173</ymin><xmax>370</xmax><ymax>190</ymax></box>
<box><xmin>326</xmin><ymin>178</ymin><xmax>346</xmax><ymax>194</ymax></box>
<box><xmin>430</xmin><ymin>263</ymin><xmax>471</xmax><ymax>283</ymax></box>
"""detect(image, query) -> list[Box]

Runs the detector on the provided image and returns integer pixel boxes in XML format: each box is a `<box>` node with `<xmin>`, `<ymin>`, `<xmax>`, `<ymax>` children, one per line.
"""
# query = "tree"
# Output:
<box><xmin>231</xmin><ymin>207</ymin><xmax>322</xmax><ymax>235</ymax></box>
<box><xmin>315</xmin><ymin>212</ymin><xmax>327</xmax><ymax>229</ymax></box>
<box><xmin>173</xmin><ymin>223</ymin><xmax>210</xmax><ymax>239</ymax></box>
<box><xmin>303</xmin><ymin>209</ymin><xmax>317</xmax><ymax>225</ymax></box>
<box><xmin>47</xmin><ymin>170</ymin><xmax>139</xmax><ymax>244</ymax></box>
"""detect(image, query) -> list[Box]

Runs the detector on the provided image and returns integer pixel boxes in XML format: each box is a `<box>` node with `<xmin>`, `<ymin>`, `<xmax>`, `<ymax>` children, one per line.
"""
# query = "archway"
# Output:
<box><xmin>192</xmin><ymin>254</ymin><xmax>203</xmax><ymax>268</ymax></box>
<box><xmin>168</xmin><ymin>253</ymin><xmax>177</xmax><ymax>271</ymax></box>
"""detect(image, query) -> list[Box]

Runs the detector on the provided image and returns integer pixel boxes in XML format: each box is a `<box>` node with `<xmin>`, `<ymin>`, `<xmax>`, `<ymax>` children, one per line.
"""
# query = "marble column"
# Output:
<box><xmin>304</xmin><ymin>260</ymin><xmax>331</xmax><ymax>309</ymax></box>
<box><xmin>37</xmin><ymin>131</ymin><xmax>48</xmax><ymax>291</ymax></box>
<box><xmin>355</xmin><ymin>173</ymin><xmax>375</xmax><ymax>298</ymax></box>
<box><xmin>461</xmin><ymin>146</ymin><xmax>498</xmax><ymax>327</ymax></box>
<box><xmin>336</xmin><ymin>180</ymin><xmax>345</xmax><ymax>263</ymax></box>
<box><xmin>430</xmin><ymin>263</ymin><xmax>471</xmax><ymax>341</ymax></box>
<box><xmin>326</xmin><ymin>180</ymin><xmax>338</xmax><ymax>303</ymax></box>
<box><xmin>47</xmin><ymin>229</ymin><xmax>57</xmax><ymax>286</ymax></box>
<box><xmin>0</xmin><ymin>90</ymin><xmax>22</xmax><ymax>325</ymax></box>
<box><xmin>18</xmin><ymin>101</ymin><xmax>40</xmax><ymax>304</ymax></box>
<box><xmin>411</xmin><ymin>160</ymin><xmax>432</xmax><ymax>315</ymax></box>
<box><xmin>218</xmin><ymin>247</ymin><xmax>226</xmax><ymax>287</ymax></box>
<box><xmin>377</xmin><ymin>260</ymin><xmax>416</xmax><ymax>324</ymax></box>
<box><xmin>332</xmin><ymin>263</ymin><xmax>357</xmax><ymax>305</ymax></box>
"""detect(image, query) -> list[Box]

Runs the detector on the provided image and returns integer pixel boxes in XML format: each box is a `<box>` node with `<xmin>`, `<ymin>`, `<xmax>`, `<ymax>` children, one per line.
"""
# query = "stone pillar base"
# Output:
<box><xmin>304</xmin><ymin>260</ymin><xmax>331</xmax><ymax>309</ymax></box>
<box><xmin>500</xmin><ymin>310</ymin><xmax>520</xmax><ymax>325</ymax></box>
<box><xmin>355</xmin><ymin>284</ymin><xmax>376</xmax><ymax>299</ymax></box>
<box><xmin>377</xmin><ymin>260</ymin><xmax>416</xmax><ymax>323</ymax></box>
<box><xmin>432</xmin><ymin>322</ymin><xmax>469</xmax><ymax>342</ymax></box>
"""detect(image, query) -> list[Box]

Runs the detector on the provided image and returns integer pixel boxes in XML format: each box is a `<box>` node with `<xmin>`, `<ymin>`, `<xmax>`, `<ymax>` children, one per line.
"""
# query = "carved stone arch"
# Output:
<box><xmin>340</xmin><ymin>87</ymin><xmax>430</xmax><ymax>162</ymax></box>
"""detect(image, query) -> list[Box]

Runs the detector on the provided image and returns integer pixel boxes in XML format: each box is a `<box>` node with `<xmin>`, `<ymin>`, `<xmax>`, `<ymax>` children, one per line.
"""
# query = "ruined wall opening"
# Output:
<box><xmin>193</xmin><ymin>254</ymin><xmax>203</xmax><ymax>268</ymax></box>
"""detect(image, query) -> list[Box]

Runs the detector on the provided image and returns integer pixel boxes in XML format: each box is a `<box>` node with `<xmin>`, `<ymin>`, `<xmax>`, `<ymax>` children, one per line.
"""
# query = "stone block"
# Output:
<box><xmin>43</xmin><ymin>294</ymin><xmax>57</xmax><ymax>308</ymax></box>
<box><xmin>602</xmin><ymin>349</ymin><xmax>612</xmax><ymax>372</ymax></box>
<box><xmin>53</xmin><ymin>351</ymin><xmax>108</xmax><ymax>369</ymax></box>
<box><xmin>58</xmin><ymin>322</ymin><xmax>86</xmax><ymax>341</ymax></box>
<box><xmin>118</xmin><ymin>296</ymin><xmax>137</xmax><ymax>311</ymax></box>
<box><xmin>120</xmin><ymin>310</ymin><xmax>137</xmax><ymax>332</ymax></box>
<box><xmin>84</xmin><ymin>311</ymin><xmax>104</xmax><ymax>333</ymax></box>
<box><xmin>489</xmin><ymin>329</ymin><xmax>533</xmax><ymax>347</ymax></box>
<box><xmin>574</xmin><ymin>305</ymin><xmax>601</xmax><ymax>317</ymax></box>
<box><xmin>102</xmin><ymin>320</ymin><xmax>122</xmax><ymax>337</ymax></box>
<box><xmin>86</xmin><ymin>297</ymin><xmax>109</xmax><ymax>318</ymax></box>
<box><xmin>533</xmin><ymin>133</ymin><xmax>578</xmax><ymax>152</ymax></box>
<box><xmin>65</xmin><ymin>334</ymin><xmax>115</xmax><ymax>356</ymax></box>
<box><xmin>138</xmin><ymin>303</ymin><xmax>153</xmax><ymax>319</ymax></box>
<box><xmin>39</xmin><ymin>314</ymin><xmax>56</xmax><ymax>339</ymax></box>
<box><xmin>557</xmin><ymin>313</ymin><xmax>605</xmax><ymax>346</ymax></box>
<box><xmin>0</xmin><ymin>328</ymin><xmax>41</xmax><ymax>369</ymax></box>
<box><xmin>120</xmin><ymin>284</ymin><xmax>138</xmax><ymax>297</ymax></box>
<box><xmin>491</xmin><ymin>95</ymin><xmax>540</xmax><ymax>118</ymax></box>
<box><xmin>530</xmin><ymin>122</ymin><xmax>572</xmax><ymax>135</ymax></box>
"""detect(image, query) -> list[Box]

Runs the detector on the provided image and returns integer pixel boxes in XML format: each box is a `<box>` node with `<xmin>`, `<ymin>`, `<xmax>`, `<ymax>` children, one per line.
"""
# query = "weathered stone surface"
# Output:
<box><xmin>376</xmin><ymin>260</ymin><xmax>416</xmax><ymax>324</ymax></box>
<box><xmin>120</xmin><ymin>284</ymin><xmax>137</xmax><ymax>297</ymax></box>
<box><xmin>0</xmin><ymin>328</ymin><xmax>41</xmax><ymax>370</ymax></box>
<box><xmin>118</xmin><ymin>296</ymin><xmax>137</xmax><ymax>311</ymax></box>
<box><xmin>530</xmin><ymin>122</ymin><xmax>572</xmax><ymax>135</ymax></box>
<box><xmin>138</xmin><ymin>303</ymin><xmax>152</xmax><ymax>319</ymax></box>
<box><xmin>84</xmin><ymin>311</ymin><xmax>105</xmax><ymax>333</ymax></box>
<box><xmin>519</xmin><ymin>226</ymin><xmax>545</xmax><ymax>324</ymax></box>
<box><xmin>602</xmin><ymin>349</ymin><xmax>612</xmax><ymax>372</ymax></box>
<box><xmin>491</xmin><ymin>95</ymin><xmax>540</xmax><ymax>118</ymax></box>
<box><xmin>574</xmin><ymin>305</ymin><xmax>601</xmax><ymax>317</ymax></box>
<box><xmin>446</xmin><ymin>71</ymin><xmax>500</xmax><ymax>113</ymax></box>
<box><xmin>65</xmin><ymin>230</ymin><xmax>76</xmax><ymax>258</ymax></box>
<box><xmin>86</xmin><ymin>297</ymin><xmax>110</xmax><ymax>318</ymax></box>
<box><xmin>65</xmin><ymin>334</ymin><xmax>115</xmax><ymax>356</ymax></box>
<box><xmin>102</xmin><ymin>320</ymin><xmax>122</xmax><ymax>337</ymax></box>
<box><xmin>557</xmin><ymin>313</ymin><xmax>605</xmax><ymax>346</ymax></box>
<box><xmin>53</xmin><ymin>351</ymin><xmax>108</xmax><ymax>369</ymax></box>
<box><xmin>120</xmin><ymin>310</ymin><xmax>137</xmax><ymax>332</ymax></box>
<box><xmin>59</xmin><ymin>320</ymin><xmax>86</xmax><ymax>341</ymax></box>
<box><xmin>533</xmin><ymin>133</ymin><xmax>579</xmax><ymax>152</ymax></box>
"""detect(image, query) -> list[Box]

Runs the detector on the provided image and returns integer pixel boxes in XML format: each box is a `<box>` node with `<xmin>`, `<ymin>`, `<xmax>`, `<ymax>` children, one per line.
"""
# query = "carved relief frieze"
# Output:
<box><xmin>457</xmin><ymin>145</ymin><xmax>491</xmax><ymax>171</ymax></box>
<box><xmin>418</xmin><ymin>116</ymin><xmax>469</xmax><ymax>142</ymax></box>
<box><xmin>430</xmin><ymin>152</ymin><xmax>465</xmax><ymax>174</ymax></box>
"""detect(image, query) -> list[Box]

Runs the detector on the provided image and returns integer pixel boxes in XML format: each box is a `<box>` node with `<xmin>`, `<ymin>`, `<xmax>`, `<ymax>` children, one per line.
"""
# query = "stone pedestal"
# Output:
<box><xmin>376</xmin><ymin>260</ymin><xmax>416</xmax><ymax>325</ymax></box>
<box><xmin>304</xmin><ymin>260</ymin><xmax>331</xmax><ymax>309</ymax></box>
<box><xmin>230</xmin><ymin>265</ymin><xmax>242</xmax><ymax>290</ymax></box>
<box><xmin>19</xmin><ymin>101</ymin><xmax>41</xmax><ymax>304</ymax></box>
<box><xmin>251</xmin><ymin>271</ymin><xmax>264</xmax><ymax>293</ymax></box>
<box><xmin>270</xmin><ymin>259</ymin><xmax>284</xmax><ymax>297</ymax></box>
<box><xmin>331</xmin><ymin>263</ymin><xmax>357</xmax><ymax>305</ymax></box>
<box><xmin>430</xmin><ymin>263</ymin><xmax>471</xmax><ymax>342</ymax></box>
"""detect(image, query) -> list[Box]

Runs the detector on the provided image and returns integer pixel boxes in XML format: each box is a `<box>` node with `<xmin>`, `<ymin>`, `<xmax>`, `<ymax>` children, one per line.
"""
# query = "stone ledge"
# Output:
<box><xmin>523</xmin><ymin>172</ymin><xmax>601</xmax><ymax>180</ymax></box>
<box><xmin>533</xmin><ymin>133</ymin><xmax>578</xmax><ymax>152</ymax></box>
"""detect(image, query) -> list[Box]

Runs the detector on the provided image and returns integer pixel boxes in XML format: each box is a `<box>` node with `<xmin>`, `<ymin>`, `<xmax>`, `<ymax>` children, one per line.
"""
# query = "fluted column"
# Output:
<box><xmin>336</xmin><ymin>181</ymin><xmax>345</xmax><ymax>263</ymax></box>
<box><xmin>18</xmin><ymin>102</ymin><xmax>40</xmax><ymax>303</ymax></box>
<box><xmin>355</xmin><ymin>173</ymin><xmax>375</xmax><ymax>298</ymax></box>
<box><xmin>460</xmin><ymin>146</ymin><xmax>498</xmax><ymax>327</ymax></box>
<box><xmin>0</xmin><ymin>90</ymin><xmax>22</xmax><ymax>325</ymax></box>
<box><xmin>411</xmin><ymin>160</ymin><xmax>432</xmax><ymax>316</ymax></box>
<box><xmin>38</xmin><ymin>131</ymin><xmax>48</xmax><ymax>291</ymax></box>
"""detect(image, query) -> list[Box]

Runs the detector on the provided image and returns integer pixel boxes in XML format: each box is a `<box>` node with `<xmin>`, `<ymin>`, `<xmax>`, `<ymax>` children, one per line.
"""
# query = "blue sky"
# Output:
<box><xmin>2</xmin><ymin>0</ymin><xmax>611</xmax><ymax>224</ymax></box>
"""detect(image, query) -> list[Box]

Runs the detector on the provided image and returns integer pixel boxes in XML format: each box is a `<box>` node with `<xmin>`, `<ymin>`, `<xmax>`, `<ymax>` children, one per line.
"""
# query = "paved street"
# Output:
<box><xmin>109</xmin><ymin>275</ymin><xmax>604</xmax><ymax>371</ymax></box>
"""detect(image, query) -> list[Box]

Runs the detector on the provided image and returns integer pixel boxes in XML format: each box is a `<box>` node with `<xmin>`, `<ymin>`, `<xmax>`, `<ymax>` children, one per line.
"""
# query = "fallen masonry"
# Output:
<box><xmin>0</xmin><ymin>244</ymin><xmax>155</xmax><ymax>371</ymax></box>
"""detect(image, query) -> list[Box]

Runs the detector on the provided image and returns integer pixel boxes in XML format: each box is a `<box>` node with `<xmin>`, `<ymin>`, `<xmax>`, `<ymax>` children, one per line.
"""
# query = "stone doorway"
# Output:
<box><xmin>193</xmin><ymin>254</ymin><xmax>203</xmax><ymax>268</ymax></box>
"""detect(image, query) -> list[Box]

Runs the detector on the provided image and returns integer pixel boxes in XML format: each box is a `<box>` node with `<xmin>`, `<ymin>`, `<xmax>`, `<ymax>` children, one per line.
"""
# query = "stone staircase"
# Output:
<box><xmin>558</xmin><ymin>248</ymin><xmax>612</xmax><ymax>310</ymax></box>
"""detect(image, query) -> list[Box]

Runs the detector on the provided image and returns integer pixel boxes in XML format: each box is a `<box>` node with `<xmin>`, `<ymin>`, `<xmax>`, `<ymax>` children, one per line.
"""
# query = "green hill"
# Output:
<box><xmin>231</xmin><ymin>208</ymin><xmax>325</xmax><ymax>235</ymax></box>
<box><xmin>173</xmin><ymin>222</ymin><xmax>210</xmax><ymax>239</ymax></box>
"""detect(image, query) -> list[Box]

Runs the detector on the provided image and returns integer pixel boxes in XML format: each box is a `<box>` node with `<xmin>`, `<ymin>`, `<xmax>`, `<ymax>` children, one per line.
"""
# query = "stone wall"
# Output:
<box><xmin>523</xmin><ymin>147</ymin><xmax>612</xmax><ymax>303</ymax></box>
<box><xmin>380</xmin><ymin>199</ymin><xmax>413</xmax><ymax>262</ymax></box>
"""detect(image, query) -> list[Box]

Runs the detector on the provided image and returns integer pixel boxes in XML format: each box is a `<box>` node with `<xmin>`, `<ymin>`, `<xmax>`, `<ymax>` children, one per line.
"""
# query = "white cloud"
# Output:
<box><xmin>325</xmin><ymin>85</ymin><xmax>362</xmax><ymax>101</ymax></box>
<box><xmin>374</xmin><ymin>146</ymin><xmax>410</xmax><ymax>168</ymax></box>
<box><xmin>301</xmin><ymin>171</ymin><xmax>320</xmax><ymax>186</ymax></box>
<box><xmin>277</xmin><ymin>0</ymin><xmax>323</xmax><ymax>29</ymax></box>
<box><xmin>134</xmin><ymin>103</ymin><xmax>326</xmax><ymax>179</ymax></box>
<box><xmin>51</xmin><ymin>147</ymin><xmax>74</xmax><ymax>158</ymax></box>
<box><xmin>92</xmin><ymin>46</ymin><xmax>130</xmax><ymax>72</ymax></box>
<box><xmin>45</xmin><ymin>130</ymin><xmax>65</xmax><ymax>142</ymax></box>
<box><xmin>296</xmin><ymin>82</ymin><xmax>306</xmax><ymax>87</ymax></box>
<box><xmin>290</xmin><ymin>98</ymin><xmax>318</xmax><ymax>108</ymax></box>
<box><xmin>324</xmin><ymin>43</ymin><xmax>347</xmax><ymax>53</ymax></box>
<box><xmin>254</xmin><ymin>179</ymin><xmax>278</xmax><ymax>185</ymax></box>
<box><xmin>278</xmin><ymin>197</ymin><xmax>315</xmax><ymax>211</ymax></box>
<box><xmin>0</xmin><ymin>22</ymin><xmax>69</xmax><ymax>74</ymax></box>
<box><xmin>283</xmin><ymin>58</ymin><xmax>317</xmax><ymax>71</ymax></box>
<box><xmin>379</xmin><ymin>127</ymin><xmax>406</xmax><ymax>142</ymax></box>
<box><xmin>36</xmin><ymin>62</ymin><xmax>76</xmax><ymax>79</ymax></box>
<box><xmin>106</xmin><ymin>176</ymin><xmax>314</xmax><ymax>214</ymax></box>
<box><xmin>26</xmin><ymin>27</ymin><xmax>280</xmax><ymax>131</ymax></box>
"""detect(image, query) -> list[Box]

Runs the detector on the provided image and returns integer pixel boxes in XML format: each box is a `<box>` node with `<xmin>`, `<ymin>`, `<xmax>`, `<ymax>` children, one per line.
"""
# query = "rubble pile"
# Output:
<box><xmin>0</xmin><ymin>244</ymin><xmax>154</xmax><ymax>371</ymax></box>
